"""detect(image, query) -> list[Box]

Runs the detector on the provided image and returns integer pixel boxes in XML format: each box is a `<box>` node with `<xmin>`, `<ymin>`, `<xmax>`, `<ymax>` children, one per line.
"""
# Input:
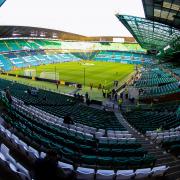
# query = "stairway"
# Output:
<box><xmin>115</xmin><ymin>112</ymin><xmax>180</xmax><ymax>180</ymax></box>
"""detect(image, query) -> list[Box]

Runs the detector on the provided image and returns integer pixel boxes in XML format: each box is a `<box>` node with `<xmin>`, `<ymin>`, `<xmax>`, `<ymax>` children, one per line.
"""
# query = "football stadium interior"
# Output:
<box><xmin>0</xmin><ymin>0</ymin><xmax>179</xmax><ymax>180</ymax></box>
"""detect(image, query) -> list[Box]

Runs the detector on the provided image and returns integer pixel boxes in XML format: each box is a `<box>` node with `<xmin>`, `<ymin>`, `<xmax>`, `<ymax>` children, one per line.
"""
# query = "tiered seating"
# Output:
<box><xmin>135</xmin><ymin>77</ymin><xmax>177</xmax><ymax>87</ymax></box>
<box><xmin>0</xmin><ymin>38</ymin><xmax>153</xmax><ymax>71</ymax></box>
<box><xmin>0</xmin><ymin>50</ymin><xmax>81</xmax><ymax>70</ymax></box>
<box><xmin>0</xmin><ymin>123</ymin><xmax>168</xmax><ymax>180</ymax></box>
<box><xmin>0</xmin><ymin>94</ymin><xmax>157</xmax><ymax>170</ymax></box>
<box><xmin>134</xmin><ymin>68</ymin><xmax>178</xmax><ymax>88</ymax></box>
<box><xmin>134</xmin><ymin>68</ymin><xmax>179</xmax><ymax>98</ymax></box>
<box><xmin>161</xmin><ymin>62</ymin><xmax>180</xmax><ymax>76</ymax></box>
<box><xmin>11</xmin><ymin>99</ymin><xmax>134</xmax><ymax>141</ymax></box>
<box><xmin>94</xmin><ymin>51</ymin><xmax>149</xmax><ymax>64</ymax></box>
<box><xmin>0</xmin><ymin>40</ymin><xmax>10</xmax><ymax>52</ymax></box>
<box><xmin>2</xmin><ymin>106</ymin><xmax>155</xmax><ymax>169</ymax></box>
<box><xmin>5</xmin><ymin>40</ymin><xmax>21</xmax><ymax>51</ymax></box>
<box><xmin>0</xmin><ymin>142</ymin><xmax>31</xmax><ymax>180</ymax></box>
<box><xmin>146</xmin><ymin>126</ymin><xmax>180</xmax><ymax>157</ymax></box>
<box><xmin>0</xmin><ymin>78</ymin><xmax>124</xmax><ymax>131</ymax></box>
<box><xmin>140</xmin><ymin>82</ymin><xmax>180</xmax><ymax>98</ymax></box>
<box><xmin>124</xmin><ymin>110</ymin><xmax>179</xmax><ymax>134</ymax></box>
<box><xmin>0</xmin><ymin>54</ymin><xmax>13</xmax><ymax>71</ymax></box>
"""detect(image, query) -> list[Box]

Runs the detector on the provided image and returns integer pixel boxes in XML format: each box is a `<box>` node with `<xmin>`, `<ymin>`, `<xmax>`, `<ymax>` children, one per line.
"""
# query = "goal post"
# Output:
<box><xmin>24</xmin><ymin>69</ymin><xmax>36</xmax><ymax>77</ymax></box>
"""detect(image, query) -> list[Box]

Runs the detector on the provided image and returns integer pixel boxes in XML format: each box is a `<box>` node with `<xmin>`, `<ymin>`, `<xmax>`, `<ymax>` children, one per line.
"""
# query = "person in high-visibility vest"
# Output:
<box><xmin>118</xmin><ymin>98</ymin><xmax>123</xmax><ymax>110</ymax></box>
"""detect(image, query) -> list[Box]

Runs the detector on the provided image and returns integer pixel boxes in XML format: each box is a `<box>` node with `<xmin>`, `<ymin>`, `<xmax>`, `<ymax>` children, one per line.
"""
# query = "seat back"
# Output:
<box><xmin>58</xmin><ymin>161</ymin><xmax>74</xmax><ymax>175</ymax></box>
<box><xmin>116</xmin><ymin>170</ymin><xmax>135</xmax><ymax>180</ymax></box>
<box><xmin>135</xmin><ymin>168</ymin><xmax>152</xmax><ymax>179</ymax></box>
<box><xmin>96</xmin><ymin>170</ymin><xmax>115</xmax><ymax>180</ymax></box>
<box><xmin>76</xmin><ymin>167</ymin><xmax>95</xmax><ymax>180</ymax></box>
<box><xmin>152</xmin><ymin>166</ymin><xmax>169</xmax><ymax>177</ymax></box>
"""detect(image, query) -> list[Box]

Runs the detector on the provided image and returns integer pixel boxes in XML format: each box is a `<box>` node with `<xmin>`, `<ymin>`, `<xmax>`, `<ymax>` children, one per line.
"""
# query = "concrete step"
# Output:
<box><xmin>167</xmin><ymin>164</ymin><xmax>180</xmax><ymax>174</ymax></box>
<box><xmin>163</xmin><ymin>160</ymin><xmax>180</xmax><ymax>167</ymax></box>
<box><xmin>156</xmin><ymin>157</ymin><xmax>174</xmax><ymax>164</ymax></box>
<box><xmin>149</xmin><ymin>151</ymin><xmax>167</xmax><ymax>156</ymax></box>
<box><xmin>115</xmin><ymin>112</ymin><xmax>180</xmax><ymax>180</ymax></box>
<box><xmin>165</xmin><ymin>170</ymin><xmax>180</xmax><ymax>180</ymax></box>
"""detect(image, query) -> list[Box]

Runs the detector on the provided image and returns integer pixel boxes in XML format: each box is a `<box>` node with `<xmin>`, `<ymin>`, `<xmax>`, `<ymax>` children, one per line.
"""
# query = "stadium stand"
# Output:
<box><xmin>0</xmin><ymin>39</ymin><xmax>149</xmax><ymax>71</ymax></box>
<box><xmin>0</xmin><ymin>0</ymin><xmax>179</xmax><ymax>179</ymax></box>
<box><xmin>0</xmin><ymin>78</ymin><xmax>125</xmax><ymax>131</ymax></box>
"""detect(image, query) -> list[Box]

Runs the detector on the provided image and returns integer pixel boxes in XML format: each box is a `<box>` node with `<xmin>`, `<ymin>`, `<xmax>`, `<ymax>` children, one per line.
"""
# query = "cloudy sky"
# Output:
<box><xmin>0</xmin><ymin>0</ymin><xmax>145</xmax><ymax>36</ymax></box>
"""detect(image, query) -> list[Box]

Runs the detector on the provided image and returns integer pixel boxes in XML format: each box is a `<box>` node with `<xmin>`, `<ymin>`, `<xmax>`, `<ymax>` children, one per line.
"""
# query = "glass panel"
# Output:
<box><xmin>163</xmin><ymin>1</ymin><xmax>172</xmax><ymax>8</ymax></box>
<box><xmin>154</xmin><ymin>8</ymin><xmax>161</xmax><ymax>17</ymax></box>
<box><xmin>171</xmin><ymin>3</ymin><xmax>180</xmax><ymax>11</ymax></box>
<box><xmin>160</xmin><ymin>10</ymin><xmax>169</xmax><ymax>19</ymax></box>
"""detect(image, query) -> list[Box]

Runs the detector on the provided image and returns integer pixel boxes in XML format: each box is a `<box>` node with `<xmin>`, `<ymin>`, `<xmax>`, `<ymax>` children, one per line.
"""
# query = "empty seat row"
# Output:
<box><xmin>0</xmin><ymin>122</ymin><xmax>168</xmax><ymax>180</ymax></box>
<box><xmin>0</xmin><ymin>143</ymin><xmax>31</xmax><ymax>180</ymax></box>
<box><xmin>12</xmin><ymin>97</ymin><xmax>131</xmax><ymax>139</ymax></box>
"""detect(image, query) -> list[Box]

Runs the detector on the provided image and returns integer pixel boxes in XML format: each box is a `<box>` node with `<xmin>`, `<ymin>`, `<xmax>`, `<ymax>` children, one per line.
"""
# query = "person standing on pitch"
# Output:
<box><xmin>56</xmin><ymin>81</ymin><xmax>59</xmax><ymax>90</ymax></box>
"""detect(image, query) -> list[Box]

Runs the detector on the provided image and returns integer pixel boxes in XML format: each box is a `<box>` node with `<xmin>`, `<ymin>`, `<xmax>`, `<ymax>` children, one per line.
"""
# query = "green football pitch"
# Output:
<box><xmin>10</xmin><ymin>61</ymin><xmax>135</xmax><ymax>89</ymax></box>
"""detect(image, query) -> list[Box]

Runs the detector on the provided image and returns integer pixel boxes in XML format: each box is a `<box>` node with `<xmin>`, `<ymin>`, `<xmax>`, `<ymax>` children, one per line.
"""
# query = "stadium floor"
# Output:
<box><xmin>9</xmin><ymin>61</ymin><xmax>135</xmax><ymax>88</ymax></box>
<box><xmin>5</xmin><ymin>61</ymin><xmax>135</xmax><ymax>100</ymax></box>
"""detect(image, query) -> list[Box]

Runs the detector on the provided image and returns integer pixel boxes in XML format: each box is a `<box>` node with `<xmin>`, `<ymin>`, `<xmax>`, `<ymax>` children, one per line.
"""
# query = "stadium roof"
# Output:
<box><xmin>0</xmin><ymin>25</ymin><xmax>86</xmax><ymax>40</ymax></box>
<box><xmin>0</xmin><ymin>0</ymin><xmax>6</xmax><ymax>7</ymax></box>
<box><xmin>142</xmin><ymin>0</ymin><xmax>180</xmax><ymax>29</ymax></box>
<box><xmin>116</xmin><ymin>14</ymin><xmax>180</xmax><ymax>51</ymax></box>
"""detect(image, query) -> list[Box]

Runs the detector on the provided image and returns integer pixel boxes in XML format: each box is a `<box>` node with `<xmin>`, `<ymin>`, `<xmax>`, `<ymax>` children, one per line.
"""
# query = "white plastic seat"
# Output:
<box><xmin>58</xmin><ymin>161</ymin><xmax>74</xmax><ymax>175</ymax></box>
<box><xmin>116</xmin><ymin>134</ymin><xmax>124</xmax><ymax>138</ymax></box>
<box><xmin>163</xmin><ymin>136</ymin><xmax>170</xmax><ymax>141</ymax></box>
<box><xmin>108</xmin><ymin>137</ymin><xmax>117</xmax><ymax>143</ymax></box>
<box><xmin>9</xmin><ymin>162</ymin><xmax>31</xmax><ymax>180</ymax></box>
<box><xmin>76</xmin><ymin>167</ymin><xmax>95</xmax><ymax>180</ymax></box>
<box><xmin>121</xmin><ymin>131</ymin><xmax>129</xmax><ymax>134</ymax></box>
<box><xmin>124</xmin><ymin>134</ymin><xmax>132</xmax><ymax>138</ymax></box>
<box><xmin>115</xmin><ymin>131</ymin><xmax>123</xmax><ymax>134</ymax></box>
<box><xmin>152</xmin><ymin>166</ymin><xmax>169</xmax><ymax>177</ymax></box>
<box><xmin>27</xmin><ymin>146</ymin><xmax>39</xmax><ymax>162</ymax></box>
<box><xmin>70</xmin><ymin>128</ymin><xmax>76</xmax><ymax>133</ymax></box>
<box><xmin>99</xmin><ymin>137</ymin><xmax>108</xmax><ymax>143</ymax></box>
<box><xmin>1</xmin><ymin>143</ymin><xmax>10</xmax><ymax>155</ymax></box>
<box><xmin>17</xmin><ymin>143</ymin><xmax>28</xmax><ymax>156</ymax></box>
<box><xmin>98</xmin><ymin>129</ymin><xmax>105</xmax><ymax>134</ymax></box>
<box><xmin>135</xmin><ymin>168</ymin><xmax>152</xmax><ymax>179</ymax></box>
<box><xmin>16</xmin><ymin>162</ymin><xmax>31</xmax><ymax>179</ymax></box>
<box><xmin>10</xmin><ymin>135</ymin><xmax>19</xmax><ymax>148</ymax></box>
<box><xmin>0</xmin><ymin>124</ymin><xmax>5</xmax><ymax>132</ymax></box>
<box><xmin>0</xmin><ymin>152</ymin><xmax>9</xmax><ymax>167</ymax></box>
<box><xmin>18</xmin><ymin>140</ymin><xmax>28</xmax><ymax>148</ymax></box>
<box><xmin>146</xmin><ymin>131</ymin><xmax>153</xmax><ymax>136</ymax></box>
<box><xmin>40</xmin><ymin>152</ymin><xmax>46</xmax><ymax>158</ymax></box>
<box><xmin>116</xmin><ymin>170</ymin><xmax>135</xmax><ymax>180</ymax></box>
<box><xmin>11</xmin><ymin>134</ymin><xmax>19</xmax><ymax>141</ymax></box>
<box><xmin>107</xmin><ymin>130</ymin><xmax>115</xmax><ymax>134</ymax></box>
<box><xmin>163</xmin><ymin>132</ymin><xmax>169</xmax><ymax>136</ymax></box>
<box><xmin>107</xmin><ymin>133</ymin><xmax>115</xmax><ymax>138</ymax></box>
<box><xmin>95</xmin><ymin>132</ymin><xmax>104</xmax><ymax>139</ymax></box>
<box><xmin>4</xmin><ymin>129</ymin><xmax>11</xmax><ymax>140</ymax></box>
<box><xmin>150</xmin><ymin>133</ymin><xmax>158</xmax><ymax>140</ymax></box>
<box><xmin>4</xmin><ymin>153</ymin><xmax>16</xmax><ymax>165</ymax></box>
<box><xmin>77</xmin><ymin>127</ymin><xmax>83</xmax><ymax>132</ymax></box>
<box><xmin>96</xmin><ymin>169</ymin><xmax>115</xmax><ymax>180</ymax></box>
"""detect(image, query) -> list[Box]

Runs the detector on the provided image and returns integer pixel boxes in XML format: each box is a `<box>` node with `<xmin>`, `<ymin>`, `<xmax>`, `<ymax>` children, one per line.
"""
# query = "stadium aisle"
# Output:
<box><xmin>115</xmin><ymin>112</ymin><xmax>180</xmax><ymax>180</ymax></box>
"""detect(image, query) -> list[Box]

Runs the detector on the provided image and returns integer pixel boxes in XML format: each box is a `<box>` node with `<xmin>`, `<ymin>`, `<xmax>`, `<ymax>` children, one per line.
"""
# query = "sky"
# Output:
<box><xmin>0</xmin><ymin>0</ymin><xmax>145</xmax><ymax>37</ymax></box>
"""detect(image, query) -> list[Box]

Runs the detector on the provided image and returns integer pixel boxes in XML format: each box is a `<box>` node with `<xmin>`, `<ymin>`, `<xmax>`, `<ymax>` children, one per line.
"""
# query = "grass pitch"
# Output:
<box><xmin>10</xmin><ymin>61</ymin><xmax>134</xmax><ymax>89</ymax></box>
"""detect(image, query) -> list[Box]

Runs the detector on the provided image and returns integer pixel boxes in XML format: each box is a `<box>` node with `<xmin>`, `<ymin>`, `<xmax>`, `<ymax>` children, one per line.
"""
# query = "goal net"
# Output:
<box><xmin>40</xmin><ymin>72</ymin><xmax>59</xmax><ymax>80</ymax></box>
